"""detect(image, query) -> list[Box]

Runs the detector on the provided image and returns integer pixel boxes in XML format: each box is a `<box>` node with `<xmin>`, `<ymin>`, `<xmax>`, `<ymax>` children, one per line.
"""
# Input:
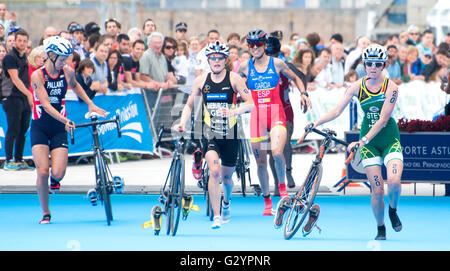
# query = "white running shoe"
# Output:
<box><xmin>211</xmin><ymin>216</ymin><xmax>222</xmax><ymax>229</ymax></box>
<box><xmin>222</xmin><ymin>201</ymin><xmax>231</xmax><ymax>224</ymax></box>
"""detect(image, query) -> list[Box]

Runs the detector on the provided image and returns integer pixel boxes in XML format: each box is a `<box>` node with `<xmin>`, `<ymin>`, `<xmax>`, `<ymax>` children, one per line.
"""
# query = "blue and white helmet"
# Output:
<box><xmin>205</xmin><ymin>41</ymin><xmax>230</xmax><ymax>58</ymax></box>
<box><xmin>362</xmin><ymin>44</ymin><xmax>388</xmax><ymax>63</ymax></box>
<box><xmin>44</xmin><ymin>36</ymin><xmax>73</xmax><ymax>57</ymax></box>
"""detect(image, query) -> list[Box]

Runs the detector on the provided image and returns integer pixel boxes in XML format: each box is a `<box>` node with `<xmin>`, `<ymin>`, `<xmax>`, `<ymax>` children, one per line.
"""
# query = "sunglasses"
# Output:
<box><xmin>165</xmin><ymin>45</ymin><xmax>176</xmax><ymax>50</ymax></box>
<box><xmin>365</xmin><ymin>62</ymin><xmax>384</xmax><ymax>68</ymax></box>
<box><xmin>248</xmin><ymin>41</ymin><xmax>265</xmax><ymax>48</ymax></box>
<box><xmin>208</xmin><ymin>56</ymin><xmax>226</xmax><ymax>61</ymax></box>
<box><xmin>410</xmin><ymin>32</ymin><xmax>420</xmax><ymax>36</ymax></box>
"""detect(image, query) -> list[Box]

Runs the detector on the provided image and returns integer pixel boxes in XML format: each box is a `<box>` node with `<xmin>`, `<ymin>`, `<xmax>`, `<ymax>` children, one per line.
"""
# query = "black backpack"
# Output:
<box><xmin>0</xmin><ymin>69</ymin><xmax>14</xmax><ymax>103</ymax></box>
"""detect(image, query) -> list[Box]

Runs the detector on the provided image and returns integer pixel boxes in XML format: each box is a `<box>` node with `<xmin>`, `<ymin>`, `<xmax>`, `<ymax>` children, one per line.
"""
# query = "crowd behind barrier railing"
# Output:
<box><xmin>0</xmin><ymin>81</ymin><xmax>447</xmax><ymax>160</ymax></box>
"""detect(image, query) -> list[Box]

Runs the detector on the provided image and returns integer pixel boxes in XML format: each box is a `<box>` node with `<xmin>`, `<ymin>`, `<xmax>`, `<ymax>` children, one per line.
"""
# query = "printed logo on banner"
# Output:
<box><xmin>115</xmin><ymin>101</ymin><xmax>144</xmax><ymax>144</ymax></box>
<box><xmin>121</xmin><ymin>122</ymin><xmax>144</xmax><ymax>143</ymax></box>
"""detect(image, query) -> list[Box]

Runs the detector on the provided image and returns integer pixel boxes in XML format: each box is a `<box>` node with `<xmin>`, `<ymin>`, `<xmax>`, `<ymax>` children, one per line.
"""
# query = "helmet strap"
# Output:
<box><xmin>48</xmin><ymin>53</ymin><xmax>59</xmax><ymax>67</ymax></box>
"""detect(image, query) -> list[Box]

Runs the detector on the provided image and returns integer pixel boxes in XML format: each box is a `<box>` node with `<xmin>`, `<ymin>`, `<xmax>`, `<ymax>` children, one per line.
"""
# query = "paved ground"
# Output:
<box><xmin>0</xmin><ymin>152</ymin><xmax>446</xmax><ymax>197</ymax></box>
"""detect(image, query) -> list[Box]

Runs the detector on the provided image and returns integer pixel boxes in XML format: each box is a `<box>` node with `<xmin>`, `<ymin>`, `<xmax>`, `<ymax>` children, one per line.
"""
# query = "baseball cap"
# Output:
<box><xmin>175</xmin><ymin>22</ymin><xmax>187</xmax><ymax>32</ymax></box>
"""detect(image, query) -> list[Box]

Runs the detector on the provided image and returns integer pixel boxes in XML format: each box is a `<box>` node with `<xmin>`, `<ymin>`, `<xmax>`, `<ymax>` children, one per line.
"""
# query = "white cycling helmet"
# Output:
<box><xmin>205</xmin><ymin>41</ymin><xmax>230</xmax><ymax>58</ymax></box>
<box><xmin>44</xmin><ymin>36</ymin><xmax>73</xmax><ymax>57</ymax></box>
<box><xmin>362</xmin><ymin>44</ymin><xmax>388</xmax><ymax>63</ymax></box>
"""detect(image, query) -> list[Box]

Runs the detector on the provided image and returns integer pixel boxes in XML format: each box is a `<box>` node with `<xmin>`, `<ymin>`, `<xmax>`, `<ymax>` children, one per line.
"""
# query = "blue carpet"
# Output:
<box><xmin>0</xmin><ymin>194</ymin><xmax>449</xmax><ymax>251</ymax></box>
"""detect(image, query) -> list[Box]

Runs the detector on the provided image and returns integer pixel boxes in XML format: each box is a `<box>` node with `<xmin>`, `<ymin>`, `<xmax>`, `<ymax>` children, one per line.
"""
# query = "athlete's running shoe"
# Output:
<box><xmin>3</xmin><ymin>161</ymin><xmax>20</xmax><ymax>171</ymax></box>
<box><xmin>302</xmin><ymin>204</ymin><xmax>320</xmax><ymax>236</ymax></box>
<box><xmin>274</xmin><ymin>196</ymin><xmax>291</xmax><ymax>229</ymax></box>
<box><xmin>263</xmin><ymin>196</ymin><xmax>273</xmax><ymax>216</ymax></box>
<box><xmin>192</xmin><ymin>149</ymin><xmax>203</xmax><ymax>180</ymax></box>
<box><xmin>18</xmin><ymin>160</ymin><xmax>35</xmax><ymax>170</ymax></box>
<box><xmin>39</xmin><ymin>214</ymin><xmax>51</xmax><ymax>224</ymax></box>
<box><xmin>221</xmin><ymin>200</ymin><xmax>231</xmax><ymax>223</ymax></box>
<box><xmin>279</xmin><ymin>183</ymin><xmax>288</xmax><ymax>199</ymax></box>
<box><xmin>375</xmin><ymin>225</ymin><xmax>386</xmax><ymax>240</ymax></box>
<box><xmin>49</xmin><ymin>178</ymin><xmax>60</xmax><ymax>194</ymax></box>
<box><xmin>151</xmin><ymin>205</ymin><xmax>163</xmax><ymax>235</ymax></box>
<box><xmin>388</xmin><ymin>206</ymin><xmax>402</xmax><ymax>232</ymax></box>
<box><xmin>211</xmin><ymin>215</ymin><xmax>222</xmax><ymax>229</ymax></box>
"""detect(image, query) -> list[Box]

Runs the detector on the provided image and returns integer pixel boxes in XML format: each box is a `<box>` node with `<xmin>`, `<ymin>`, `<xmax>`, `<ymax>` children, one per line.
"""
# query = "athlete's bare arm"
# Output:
<box><xmin>174</xmin><ymin>74</ymin><xmax>207</xmax><ymax>131</ymax></box>
<box><xmin>237</xmin><ymin>59</ymin><xmax>249</xmax><ymax>80</ymax></box>
<box><xmin>313</xmin><ymin>78</ymin><xmax>361</xmax><ymax>128</ymax></box>
<box><xmin>221</xmin><ymin>72</ymin><xmax>254</xmax><ymax>117</ymax></box>
<box><xmin>274</xmin><ymin>57</ymin><xmax>311</xmax><ymax>111</ymax></box>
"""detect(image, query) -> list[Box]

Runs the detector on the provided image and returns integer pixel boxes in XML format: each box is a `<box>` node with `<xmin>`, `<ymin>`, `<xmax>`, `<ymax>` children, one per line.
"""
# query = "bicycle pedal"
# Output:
<box><xmin>87</xmin><ymin>189</ymin><xmax>98</xmax><ymax>206</ymax></box>
<box><xmin>112</xmin><ymin>176</ymin><xmax>124</xmax><ymax>194</ymax></box>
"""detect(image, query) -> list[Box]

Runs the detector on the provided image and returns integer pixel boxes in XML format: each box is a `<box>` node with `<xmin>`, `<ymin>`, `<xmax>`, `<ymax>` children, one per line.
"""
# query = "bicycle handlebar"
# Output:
<box><xmin>296</xmin><ymin>125</ymin><xmax>359</xmax><ymax>164</ymax></box>
<box><xmin>70</xmin><ymin>114</ymin><xmax>121</xmax><ymax>145</ymax></box>
<box><xmin>155</xmin><ymin>125</ymin><xmax>196</xmax><ymax>149</ymax></box>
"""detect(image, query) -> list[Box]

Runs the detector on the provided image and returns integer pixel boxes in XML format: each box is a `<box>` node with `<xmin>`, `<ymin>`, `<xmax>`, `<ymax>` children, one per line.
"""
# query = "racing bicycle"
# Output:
<box><xmin>281</xmin><ymin>125</ymin><xmax>358</xmax><ymax>239</ymax></box>
<box><xmin>155</xmin><ymin>126</ymin><xmax>195</xmax><ymax>236</ymax></box>
<box><xmin>70</xmin><ymin>112</ymin><xmax>123</xmax><ymax>226</ymax></box>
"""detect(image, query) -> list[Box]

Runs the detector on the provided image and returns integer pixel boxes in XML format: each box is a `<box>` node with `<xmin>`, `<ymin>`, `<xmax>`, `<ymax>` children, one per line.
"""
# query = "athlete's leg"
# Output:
<box><xmin>251</xmin><ymin>141</ymin><xmax>269</xmax><ymax>197</ymax></box>
<box><xmin>364</xmin><ymin>165</ymin><xmax>385</xmax><ymax>226</ymax></box>
<box><xmin>385</xmin><ymin>159</ymin><xmax>403</xmax><ymax>231</ymax></box>
<box><xmin>221</xmin><ymin>165</ymin><xmax>235</xmax><ymax>223</ymax></box>
<box><xmin>221</xmin><ymin>166</ymin><xmax>235</xmax><ymax>204</ymax></box>
<box><xmin>49</xmin><ymin>147</ymin><xmax>69</xmax><ymax>182</ymax></box>
<box><xmin>284</xmin><ymin>121</ymin><xmax>295</xmax><ymax>188</ymax></box>
<box><xmin>386</xmin><ymin>159</ymin><xmax>403</xmax><ymax>209</ymax></box>
<box><xmin>268</xmin><ymin>151</ymin><xmax>279</xmax><ymax>195</ymax></box>
<box><xmin>33</xmin><ymin>144</ymin><xmax>51</xmax><ymax>216</ymax></box>
<box><xmin>205</xmin><ymin>150</ymin><xmax>222</xmax><ymax>217</ymax></box>
<box><xmin>269</xmin><ymin>126</ymin><xmax>287</xmax><ymax>186</ymax></box>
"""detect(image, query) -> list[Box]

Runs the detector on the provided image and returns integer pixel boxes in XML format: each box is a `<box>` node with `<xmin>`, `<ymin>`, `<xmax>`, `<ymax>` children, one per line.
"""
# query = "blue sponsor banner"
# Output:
<box><xmin>0</xmin><ymin>93</ymin><xmax>153</xmax><ymax>159</ymax></box>
<box><xmin>345</xmin><ymin>131</ymin><xmax>450</xmax><ymax>183</ymax></box>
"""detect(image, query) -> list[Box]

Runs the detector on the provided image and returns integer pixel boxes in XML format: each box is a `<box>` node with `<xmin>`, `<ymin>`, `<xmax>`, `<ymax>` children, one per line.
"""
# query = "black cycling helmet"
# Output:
<box><xmin>265</xmin><ymin>36</ymin><xmax>281</xmax><ymax>55</ymax></box>
<box><xmin>68</xmin><ymin>24</ymin><xmax>84</xmax><ymax>34</ymax></box>
<box><xmin>246</xmin><ymin>29</ymin><xmax>268</xmax><ymax>44</ymax></box>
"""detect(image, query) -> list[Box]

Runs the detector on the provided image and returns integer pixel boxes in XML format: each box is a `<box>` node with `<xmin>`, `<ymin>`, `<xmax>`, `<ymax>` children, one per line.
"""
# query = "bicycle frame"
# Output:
<box><xmin>70</xmin><ymin>114</ymin><xmax>121</xmax><ymax>226</ymax></box>
<box><xmin>283</xmin><ymin>127</ymin><xmax>357</xmax><ymax>239</ymax></box>
<box><xmin>156</xmin><ymin>127</ymin><xmax>192</xmax><ymax>236</ymax></box>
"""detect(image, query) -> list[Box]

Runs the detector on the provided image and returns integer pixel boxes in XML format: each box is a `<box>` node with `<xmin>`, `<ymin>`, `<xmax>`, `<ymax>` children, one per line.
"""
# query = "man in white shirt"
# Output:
<box><xmin>330</xmin><ymin>42</ymin><xmax>345</xmax><ymax>87</ymax></box>
<box><xmin>314</xmin><ymin>48</ymin><xmax>334</xmax><ymax>89</ymax></box>
<box><xmin>195</xmin><ymin>29</ymin><xmax>220</xmax><ymax>77</ymax></box>
<box><xmin>344</xmin><ymin>36</ymin><xmax>370</xmax><ymax>75</ymax></box>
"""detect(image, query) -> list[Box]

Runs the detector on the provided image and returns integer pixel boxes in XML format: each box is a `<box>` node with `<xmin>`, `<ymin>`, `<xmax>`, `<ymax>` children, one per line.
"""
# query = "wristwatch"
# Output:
<box><xmin>301</xmin><ymin>92</ymin><xmax>309</xmax><ymax>97</ymax></box>
<box><xmin>361</xmin><ymin>136</ymin><xmax>369</xmax><ymax>145</ymax></box>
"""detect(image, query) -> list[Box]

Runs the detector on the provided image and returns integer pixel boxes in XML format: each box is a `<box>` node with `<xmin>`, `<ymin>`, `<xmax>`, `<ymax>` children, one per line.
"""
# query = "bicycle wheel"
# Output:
<box><xmin>166</xmin><ymin>158</ymin><xmax>179</xmax><ymax>235</ymax></box>
<box><xmin>96</xmin><ymin>151</ymin><xmax>113</xmax><ymax>225</ymax></box>
<box><xmin>171</xmin><ymin>158</ymin><xmax>185</xmax><ymax>236</ymax></box>
<box><xmin>284</xmin><ymin>164</ymin><xmax>323</xmax><ymax>240</ymax></box>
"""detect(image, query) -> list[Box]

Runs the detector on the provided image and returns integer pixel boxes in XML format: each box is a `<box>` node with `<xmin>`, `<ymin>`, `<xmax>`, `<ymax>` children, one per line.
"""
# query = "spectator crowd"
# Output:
<box><xmin>1</xmin><ymin>2</ymin><xmax>450</xmax><ymax>169</ymax></box>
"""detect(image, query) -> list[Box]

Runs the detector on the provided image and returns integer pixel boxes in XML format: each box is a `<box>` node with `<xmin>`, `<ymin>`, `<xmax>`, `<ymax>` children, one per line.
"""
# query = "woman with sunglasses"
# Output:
<box><xmin>174</xmin><ymin>41</ymin><xmax>254</xmax><ymax>229</ymax></box>
<box><xmin>308</xmin><ymin>44</ymin><xmax>404</xmax><ymax>240</ymax></box>
<box><xmin>238</xmin><ymin>29</ymin><xmax>311</xmax><ymax>216</ymax></box>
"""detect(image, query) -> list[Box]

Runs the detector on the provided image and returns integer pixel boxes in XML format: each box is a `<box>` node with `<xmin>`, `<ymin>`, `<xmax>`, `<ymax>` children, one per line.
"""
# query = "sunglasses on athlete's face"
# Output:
<box><xmin>248</xmin><ymin>41</ymin><xmax>265</xmax><ymax>48</ymax></box>
<box><xmin>365</xmin><ymin>62</ymin><xmax>384</xmax><ymax>68</ymax></box>
<box><xmin>208</xmin><ymin>56</ymin><xmax>226</xmax><ymax>62</ymax></box>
